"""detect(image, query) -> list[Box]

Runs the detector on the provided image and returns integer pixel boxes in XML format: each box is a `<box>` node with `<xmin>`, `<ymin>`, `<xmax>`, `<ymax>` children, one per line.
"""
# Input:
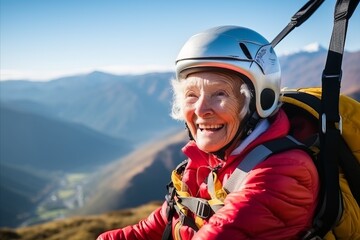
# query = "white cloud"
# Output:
<box><xmin>301</xmin><ymin>42</ymin><xmax>322</xmax><ymax>52</ymax></box>
<box><xmin>278</xmin><ymin>42</ymin><xmax>322</xmax><ymax>56</ymax></box>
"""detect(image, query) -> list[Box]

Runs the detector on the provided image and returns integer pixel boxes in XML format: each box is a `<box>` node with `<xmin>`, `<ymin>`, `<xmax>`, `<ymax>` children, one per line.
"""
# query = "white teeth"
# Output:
<box><xmin>198</xmin><ymin>124</ymin><xmax>223</xmax><ymax>129</ymax></box>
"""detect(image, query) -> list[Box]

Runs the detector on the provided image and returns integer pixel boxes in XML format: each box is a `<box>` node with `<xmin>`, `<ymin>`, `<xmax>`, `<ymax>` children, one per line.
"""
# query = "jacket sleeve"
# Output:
<box><xmin>96</xmin><ymin>202</ymin><xmax>168</xmax><ymax>240</ymax></box>
<box><xmin>193</xmin><ymin>149</ymin><xmax>319</xmax><ymax>240</ymax></box>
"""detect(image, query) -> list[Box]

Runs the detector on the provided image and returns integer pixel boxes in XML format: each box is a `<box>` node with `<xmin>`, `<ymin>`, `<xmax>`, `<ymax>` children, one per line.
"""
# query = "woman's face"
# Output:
<box><xmin>182</xmin><ymin>72</ymin><xmax>245</xmax><ymax>153</ymax></box>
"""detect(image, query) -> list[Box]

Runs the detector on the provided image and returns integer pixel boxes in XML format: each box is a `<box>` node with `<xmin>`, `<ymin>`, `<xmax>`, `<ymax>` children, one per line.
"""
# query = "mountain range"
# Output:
<box><xmin>0</xmin><ymin>104</ymin><xmax>131</xmax><ymax>171</ymax></box>
<box><xmin>0</xmin><ymin>103</ymin><xmax>132</xmax><ymax>227</ymax></box>
<box><xmin>279</xmin><ymin>46</ymin><xmax>360</xmax><ymax>98</ymax></box>
<box><xmin>0</xmin><ymin>47</ymin><xmax>359</xmax><ymax>227</ymax></box>
<box><xmin>0</xmin><ymin>71</ymin><xmax>180</xmax><ymax>142</ymax></box>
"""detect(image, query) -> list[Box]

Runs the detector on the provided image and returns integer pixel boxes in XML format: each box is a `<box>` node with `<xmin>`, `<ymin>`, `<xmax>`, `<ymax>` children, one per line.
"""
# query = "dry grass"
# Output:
<box><xmin>0</xmin><ymin>201</ymin><xmax>162</xmax><ymax>240</ymax></box>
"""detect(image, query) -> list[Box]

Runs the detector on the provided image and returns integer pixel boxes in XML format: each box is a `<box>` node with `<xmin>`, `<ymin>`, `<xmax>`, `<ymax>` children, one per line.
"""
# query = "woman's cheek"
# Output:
<box><xmin>219</xmin><ymin>100</ymin><xmax>240</xmax><ymax>118</ymax></box>
<box><xmin>183</xmin><ymin>106</ymin><xmax>196</xmax><ymax>134</ymax></box>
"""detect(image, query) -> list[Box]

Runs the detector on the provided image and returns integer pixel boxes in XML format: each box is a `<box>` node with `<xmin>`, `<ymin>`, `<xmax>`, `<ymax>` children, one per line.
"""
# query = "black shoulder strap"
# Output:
<box><xmin>271</xmin><ymin>0</ymin><xmax>324</xmax><ymax>47</ymax></box>
<box><xmin>305</xmin><ymin>0</ymin><xmax>360</xmax><ymax>239</ymax></box>
<box><xmin>282</xmin><ymin>90</ymin><xmax>360</xmax><ymax>206</ymax></box>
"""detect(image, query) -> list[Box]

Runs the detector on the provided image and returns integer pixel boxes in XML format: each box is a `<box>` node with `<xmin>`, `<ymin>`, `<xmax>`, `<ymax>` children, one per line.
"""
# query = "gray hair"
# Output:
<box><xmin>170</xmin><ymin>73</ymin><xmax>252</xmax><ymax>121</ymax></box>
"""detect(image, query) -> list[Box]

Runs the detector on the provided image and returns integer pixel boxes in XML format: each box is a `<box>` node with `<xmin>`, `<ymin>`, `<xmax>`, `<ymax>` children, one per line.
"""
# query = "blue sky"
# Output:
<box><xmin>1</xmin><ymin>0</ymin><xmax>359</xmax><ymax>81</ymax></box>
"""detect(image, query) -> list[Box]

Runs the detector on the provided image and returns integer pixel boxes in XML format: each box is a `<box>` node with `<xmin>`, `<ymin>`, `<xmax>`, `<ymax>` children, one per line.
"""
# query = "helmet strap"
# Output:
<box><xmin>184</xmin><ymin>103</ymin><xmax>260</xmax><ymax>160</ymax></box>
<box><xmin>241</xmin><ymin>111</ymin><xmax>260</xmax><ymax>139</ymax></box>
<box><xmin>212</xmin><ymin>109</ymin><xmax>260</xmax><ymax>160</ymax></box>
<box><xmin>185</xmin><ymin>123</ymin><xmax>194</xmax><ymax>140</ymax></box>
<box><xmin>211</xmin><ymin>124</ymin><xmax>243</xmax><ymax>160</ymax></box>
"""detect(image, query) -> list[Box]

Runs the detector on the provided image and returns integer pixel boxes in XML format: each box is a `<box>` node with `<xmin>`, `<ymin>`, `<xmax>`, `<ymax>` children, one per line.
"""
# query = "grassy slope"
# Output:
<box><xmin>0</xmin><ymin>201</ymin><xmax>162</xmax><ymax>240</ymax></box>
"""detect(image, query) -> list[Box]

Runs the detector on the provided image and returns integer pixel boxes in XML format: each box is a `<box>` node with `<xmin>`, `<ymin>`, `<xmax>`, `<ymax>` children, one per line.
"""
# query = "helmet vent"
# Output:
<box><xmin>239</xmin><ymin>43</ymin><xmax>253</xmax><ymax>60</ymax></box>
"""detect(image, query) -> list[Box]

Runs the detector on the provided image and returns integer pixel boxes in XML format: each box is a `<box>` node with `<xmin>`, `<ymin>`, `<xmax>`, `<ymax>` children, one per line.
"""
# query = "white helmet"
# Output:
<box><xmin>176</xmin><ymin>25</ymin><xmax>281</xmax><ymax>118</ymax></box>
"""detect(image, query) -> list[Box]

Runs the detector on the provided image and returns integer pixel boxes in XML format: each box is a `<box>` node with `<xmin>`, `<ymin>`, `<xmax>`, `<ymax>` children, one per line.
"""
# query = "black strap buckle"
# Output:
<box><xmin>301</xmin><ymin>227</ymin><xmax>323</xmax><ymax>240</ymax></box>
<box><xmin>195</xmin><ymin>199</ymin><xmax>212</xmax><ymax>219</ymax></box>
<box><xmin>179</xmin><ymin>211</ymin><xmax>199</xmax><ymax>231</ymax></box>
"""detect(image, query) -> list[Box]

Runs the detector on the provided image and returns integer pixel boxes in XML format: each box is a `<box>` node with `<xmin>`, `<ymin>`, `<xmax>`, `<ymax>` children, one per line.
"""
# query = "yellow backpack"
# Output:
<box><xmin>272</xmin><ymin>0</ymin><xmax>360</xmax><ymax>238</ymax></box>
<box><xmin>281</xmin><ymin>87</ymin><xmax>360</xmax><ymax>239</ymax></box>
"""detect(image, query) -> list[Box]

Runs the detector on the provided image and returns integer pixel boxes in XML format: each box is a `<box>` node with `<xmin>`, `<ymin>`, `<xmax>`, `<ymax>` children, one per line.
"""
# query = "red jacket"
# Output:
<box><xmin>97</xmin><ymin>109</ymin><xmax>319</xmax><ymax>240</ymax></box>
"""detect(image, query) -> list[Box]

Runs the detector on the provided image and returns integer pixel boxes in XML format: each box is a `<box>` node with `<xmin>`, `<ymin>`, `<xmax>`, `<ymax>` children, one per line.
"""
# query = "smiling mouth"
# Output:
<box><xmin>197</xmin><ymin>124</ymin><xmax>224</xmax><ymax>131</ymax></box>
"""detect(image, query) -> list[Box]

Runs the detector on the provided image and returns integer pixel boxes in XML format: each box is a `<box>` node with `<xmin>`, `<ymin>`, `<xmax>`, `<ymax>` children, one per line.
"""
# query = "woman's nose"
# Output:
<box><xmin>195</xmin><ymin>95</ymin><xmax>213</xmax><ymax>117</ymax></box>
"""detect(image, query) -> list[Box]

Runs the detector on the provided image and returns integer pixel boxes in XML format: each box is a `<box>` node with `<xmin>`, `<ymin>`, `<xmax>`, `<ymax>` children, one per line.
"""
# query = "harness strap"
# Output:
<box><xmin>206</xmin><ymin>171</ymin><xmax>227</xmax><ymax>211</ymax></box>
<box><xmin>180</xmin><ymin>213</ymin><xmax>199</xmax><ymax>231</ymax></box>
<box><xmin>224</xmin><ymin>136</ymin><xmax>309</xmax><ymax>193</ymax></box>
<box><xmin>169</xmin><ymin>163</ymin><xmax>213</xmax><ymax>230</ymax></box>
<box><xmin>177</xmin><ymin>197</ymin><xmax>212</xmax><ymax>219</ymax></box>
<box><xmin>162</xmin><ymin>184</ymin><xmax>176</xmax><ymax>240</ymax></box>
<box><xmin>282</xmin><ymin>89</ymin><xmax>360</xmax><ymax>205</ymax></box>
<box><xmin>271</xmin><ymin>0</ymin><xmax>324</xmax><ymax>47</ymax></box>
<box><xmin>162</xmin><ymin>160</ymin><xmax>189</xmax><ymax>240</ymax></box>
<box><xmin>304</xmin><ymin>0</ymin><xmax>359</xmax><ymax>239</ymax></box>
<box><xmin>163</xmin><ymin>136</ymin><xmax>312</xmax><ymax>239</ymax></box>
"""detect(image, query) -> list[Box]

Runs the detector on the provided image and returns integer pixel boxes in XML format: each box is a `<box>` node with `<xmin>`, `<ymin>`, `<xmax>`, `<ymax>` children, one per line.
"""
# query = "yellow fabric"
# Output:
<box><xmin>281</xmin><ymin>91</ymin><xmax>320</xmax><ymax>119</ymax></box>
<box><xmin>194</xmin><ymin>216</ymin><xmax>205</xmax><ymax>229</ymax></box>
<box><xmin>173</xmin><ymin>221</ymin><xmax>182</xmax><ymax>240</ymax></box>
<box><xmin>286</xmin><ymin>88</ymin><xmax>360</xmax><ymax>159</ymax></box>
<box><xmin>171</xmin><ymin>170</ymin><xmax>190</xmax><ymax>215</ymax></box>
<box><xmin>170</xmin><ymin>169</ymin><xmax>229</xmax><ymax>229</ymax></box>
<box><xmin>324</xmin><ymin>173</ymin><xmax>360</xmax><ymax>240</ymax></box>
<box><xmin>171</xmin><ymin>170</ymin><xmax>208</xmax><ymax>229</ymax></box>
<box><xmin>208</xmin><ymin>172</ymin><xmax>228</xmax><ymax>202</ymax></box>
<box><xmin>281</xmin><ymin>87</ymin><xmax>360</xmax><ymax>239</ymax></box>
<box><xmin>171</xmin><ymin>170</ymin><xmax>189</xmax><ymax>197</ymax></box>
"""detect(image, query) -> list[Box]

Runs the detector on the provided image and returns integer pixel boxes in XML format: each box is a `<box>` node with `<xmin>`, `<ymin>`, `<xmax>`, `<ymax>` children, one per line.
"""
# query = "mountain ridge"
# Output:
<box><xmin>0</xmin><ymin>72</ymin><xmax>180</xmax><ymax>142</ymax></box>
<box><xmin>0</xmin><ymin>47</ymin><xmax>359</xmax><ymax>228</ymax></box>
<box><xmin>78</xmin><ymin>130</ymin><xmax>188</xmax><ymax>215</ymax></box>
<box><xmin>279</xmin><ymin>49</ymin><xmax>360</xmax><ymax>99</ymax></box>
<box><xmin>0</xmin><ymin>104</ymin><xmax>131</xmax><ymax>171</ymax></box>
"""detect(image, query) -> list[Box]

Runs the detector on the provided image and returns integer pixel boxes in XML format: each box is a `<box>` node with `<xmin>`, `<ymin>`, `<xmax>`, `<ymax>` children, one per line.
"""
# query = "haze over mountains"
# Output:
<box><xmin>0</xmin><ymin>47</ymin><xmax>359</xmax><ymax>228</ymax></box>
<box><xmin>0</xmin><ymin>71</ymin><xmax>180</xmax><ymax>142</ymax></box>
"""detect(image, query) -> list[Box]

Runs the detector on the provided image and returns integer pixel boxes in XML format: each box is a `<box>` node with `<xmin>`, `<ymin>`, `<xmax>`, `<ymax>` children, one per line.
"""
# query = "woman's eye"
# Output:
<box><xmin>215</xmin><ymin>90</ymin><xmax>228</xmax><ymax>97</ymax></box>
<box><xmin>185</xmin><ymin>89</ymin><xmax>197</xmax><ymax>97</ymax></box>
<box><xmin>185</xmin><ymin>92</ymin><xmax>198</xmax><ymax>102</ymax></box>
<box><xmin>186</xmin><ymin>93</ymin><xmax>197</xmax><ymax>98</ymax></box>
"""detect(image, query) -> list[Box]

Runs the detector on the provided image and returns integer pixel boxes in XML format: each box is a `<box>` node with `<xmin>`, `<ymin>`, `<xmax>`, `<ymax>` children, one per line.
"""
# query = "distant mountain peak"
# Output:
<box><xmin>280</xmin><ymin>42</ymin><xmax>326</xmax><ymax>56</ymax></box>
<box><xmin>301</xmin><ymin>42</ymin><xmax>323</xmax><ymax>53</ymax></box>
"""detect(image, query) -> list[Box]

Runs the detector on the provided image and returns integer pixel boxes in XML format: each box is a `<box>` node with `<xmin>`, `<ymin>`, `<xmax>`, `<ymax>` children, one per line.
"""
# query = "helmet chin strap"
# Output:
<box><xmin>185</xmin><ymin>123</ymin><xmax>194</xmax><ymax>141</ymax></box>
<box><xmin>211</xmin><ymin>110</ymin><xmax>259</xmax><ymax>160</ymax></box>
<box><xmin>241</xmin><ymin>111</ymin><xmax>260</xmax><ymax>139</ymax></box>
<box><xmin>211</xmin><ymin>92</ymin><xmax>259</xmax><ymax>160</ymax></box>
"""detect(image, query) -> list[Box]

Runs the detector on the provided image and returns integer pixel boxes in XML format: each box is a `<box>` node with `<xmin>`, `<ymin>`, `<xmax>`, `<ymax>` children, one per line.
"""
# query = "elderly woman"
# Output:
<box><xmin>97</xmin><ymin>26</ymin><xmax>319</xmax><ymax>240</ymax></box>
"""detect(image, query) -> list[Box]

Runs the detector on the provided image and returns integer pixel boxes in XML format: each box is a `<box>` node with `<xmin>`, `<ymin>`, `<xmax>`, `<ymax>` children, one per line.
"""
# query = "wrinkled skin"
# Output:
<box><xmin>182</xmin><ymin>72</ymin><xmax>245</xmax><ymax>153</ymax></box>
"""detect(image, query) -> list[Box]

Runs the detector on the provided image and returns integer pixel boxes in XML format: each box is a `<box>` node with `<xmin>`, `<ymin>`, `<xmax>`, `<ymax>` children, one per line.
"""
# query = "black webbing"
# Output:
<box><xmin>271</xmin><ymin>0</ymin><xmax>324</xmax><ymax>47</ymax></box>
<box><xmin>162</xmin><ymin>159</ymin><xmax>189</xmax><ymax>240</ymax></box>
<box><xmin>305</xmin><ymin>0</ymin><xmax>360</xmax><ymax>239</ymax></box>
<box><xmin>162</xmin><ymin>185</ymin><xmax>176</xmax><ymax>240</ymax></box>
<box><xmin>262</xmin><ymin>136</ymin><xmax>312</xmax><ymax>156</ymax></box>
<box><xmin>283</xmin><ymin>90</ymin><xmax>360</xmax><ymax>206</ymax></box>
